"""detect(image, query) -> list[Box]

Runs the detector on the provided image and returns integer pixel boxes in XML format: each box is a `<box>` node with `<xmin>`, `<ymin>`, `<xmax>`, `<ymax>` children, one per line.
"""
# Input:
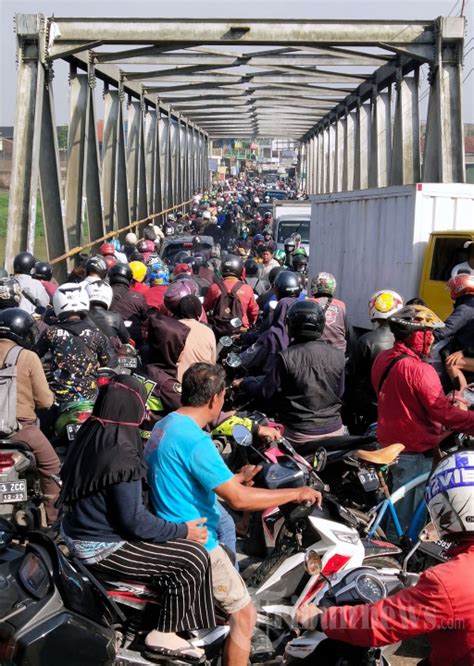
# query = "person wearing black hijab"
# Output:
<box><xmin>60</xmin><ymin>375</ymin><xmax>215</xmax><ymax>662</ymax></box>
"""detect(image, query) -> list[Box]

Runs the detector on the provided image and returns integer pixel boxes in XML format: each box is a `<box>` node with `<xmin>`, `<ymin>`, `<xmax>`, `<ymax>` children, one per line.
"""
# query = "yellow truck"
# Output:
<box><xmin>309</xmin><ymin>184</ymin><xmax>474</xmax><ymax>330</ymax></box>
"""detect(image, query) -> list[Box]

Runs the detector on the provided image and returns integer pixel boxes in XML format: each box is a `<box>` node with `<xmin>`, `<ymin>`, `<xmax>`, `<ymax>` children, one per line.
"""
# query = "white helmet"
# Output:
<box><xmin>85</xmin><ymin>279</ymin><xmax>113</xmax><ymax>309</ymax></box>
<box><xmin>425</xmin><ymin>451</ymin><xmax>474</xmax><ymax>539</ymax></box>
<box><xmin>125</xmin><ymin>232</ymin><xmax>138</xmax><ymax>245</ymax></box>
<box><xmin>368</xmin><ymin>290</ymin><xmax>403</xmax><ymax>321</ymax></box>
<box><xmin>202</xmin><ymin>210</ymin><xmax>211</xmax><ymax>221</ymax></box>
<box><xmin>53</xmin><ymin>283</ymin><xmax>89</xmax><ymax>320</ymax></box>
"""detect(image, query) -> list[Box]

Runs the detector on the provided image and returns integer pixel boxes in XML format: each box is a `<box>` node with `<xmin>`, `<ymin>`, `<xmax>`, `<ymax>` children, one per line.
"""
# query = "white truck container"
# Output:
<box><xmin>272</xmin><ymin>200</ymin><xmax>312</xmax><ymax>254</ymax></box>
<box><xmin>309</xmin><ymin>183</ymin><xmax>474</xmax><ymax>330</ymax></box>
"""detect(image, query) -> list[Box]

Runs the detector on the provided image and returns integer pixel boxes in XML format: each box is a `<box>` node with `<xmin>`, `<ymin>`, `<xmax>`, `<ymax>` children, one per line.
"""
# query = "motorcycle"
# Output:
<box><xmin>116</xmin><ymin>343</ymin><xmax>140</xmax><ymax>375</ymax></box>
<box><xmin>0</xmin><ymin>440</ymin><xmax>44</xmax><ymax>530</ymax></box>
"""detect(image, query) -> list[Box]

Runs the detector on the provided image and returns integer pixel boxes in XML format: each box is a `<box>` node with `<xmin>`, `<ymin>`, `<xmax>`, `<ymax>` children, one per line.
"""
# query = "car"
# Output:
<box><xmin>264</xmin><ymin>190</ymin><xmax>287</xmax><ymax>201</ymax></box>
<box><xmin>160</xmin><ymin>235</ymin><xmax>214</xmax><ymax>264</ymax></box>
<box><xmin>274</xmin><ymin>214</ymin><xmax>311</xmax><ymax>256</ymax></box>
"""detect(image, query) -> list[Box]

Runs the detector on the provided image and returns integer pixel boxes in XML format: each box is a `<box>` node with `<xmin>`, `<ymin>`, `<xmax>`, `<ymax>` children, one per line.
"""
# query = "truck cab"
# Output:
<box><xmin>420</xmin><ymin>231</ymin><xmax>474</xmax><ymax>320</ymax></box>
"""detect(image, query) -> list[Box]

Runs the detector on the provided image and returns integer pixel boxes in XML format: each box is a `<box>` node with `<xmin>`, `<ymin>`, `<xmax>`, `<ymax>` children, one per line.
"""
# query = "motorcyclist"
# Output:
<box><xmin>296</xmin><ymin>449</ymin><xmax>474</xmax><ymax>666</ymax></box>
<box><xmin>350</xmin><ymin>289</ymin><xmax>404</xmax><ymax>430</ymax></box>
<box><xmin>0</xmin><ymin>308</ymin><xmax>60</xmax><ymax>523</ymax></box>
<box><xmin>259</xmin><ymin>246</ymin><xmax>280</xmax><ymax>283</ymax></box>
<box><xmin>33</xmin><ymin>261</ymin><xmax>57</xmax><ymax>299</ymax></box>
<box><xmin>244</xmin><ymin>258</ymin><xmax>266</xmax><ymax>296</ymax></box>
<box><xmin>109</xmin><ymin>263</ymin><xmax>148</xmax><ymax>348</ymax></box>
<box><xmin>309</xmin><ymin>272</ymin><xmax>350</xmax><ymax>353</ymax></box>
<box><xmin>123</xmin><ymin>232</ymin><xmax>139</xmax><ymax>260</ymax></box>
<box><xmin>372</xmin><ymin>304</ymin><xmax>474</xmax><ymax>534</ymax></box>
<box><xmin>129</xmin><ymin>260</ymin><xmax>149</xmax><ymax>295</ymax></box>
<box><xmin>13</xmin><ymin>252</ymin><xmax>49</xmax><ymax>314</ymax></box>
<box><xmin>36</xmin><ymin>283</ymin><xmax>115</xmax><ymax>405</ymax></box>
<box><xmin>273</xmin><ymin>248</ymin><xmax>287</xmax><ymax>267</ymax></box>
<box><xmin>145</xmin><ymin>362</ymin><xmax>322</xmax><ymax>666</ymax></box>
<box><xmin>85</xmin><ymin>279</ymin><xmax>131</xmax><ymax>349</ymax></box>
<box><xmin>203</xmin><ymin>255</ymin><xmax>258</xmax><ymax>330</ymax></box>
<box><xmin>284</xmin><ymin>237</ymin><xmax>296</xmax><ymax>267</ymax></box>
<box><xmin>82</xmin><ymin>255</ymin><xmax>108</xmax><ymax>287</ymax></box>
<box><xmin>144</xmin><ymin>262</ymin><xmax>170</xmax><ymax>312</ymax></box>
<box><xmin>238</xmin><ymin>300</ymin><xmax>346</xmax><ymax>444</ymax></box>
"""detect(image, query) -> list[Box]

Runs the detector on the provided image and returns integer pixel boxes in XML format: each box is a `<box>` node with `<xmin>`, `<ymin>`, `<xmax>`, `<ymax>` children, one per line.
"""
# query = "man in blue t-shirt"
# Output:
<box><xmin>145</xmin><ymin>362</ymin><xmax>321</xmax><ymax>666</ymax></box>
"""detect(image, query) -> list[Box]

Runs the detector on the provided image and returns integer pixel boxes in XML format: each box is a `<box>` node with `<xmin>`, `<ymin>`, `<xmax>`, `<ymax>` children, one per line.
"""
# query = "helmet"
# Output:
<box><xmin>274</xmin><ymin>249</ymin><xmax>286</xmax><ymax>266</ymax></box>
<box><xmin>125</xmin><ymin>232</ymin><xmax>138</xmax><ymax>245</ymax></box>
<box><xmin>425</xmin><ymin>450</ymin><xmax>474</xmax><ymax>539</ymax></box>
<box><xmin>268</xmin><ymin>266</ymin><xmax>284</xmax><ymax>285</ymax></box>
<box><xmin>274</xmin><ymin>270</ymin><xmax>302</xmax><ymax>299</ymax></box>
<box><xmin>293</xmin><ymin>247</ymin><xmax>307</xmax><ymax>257</ymax></box>
<box><xmin>86</xmin><ymin>279</ymin><xmax>113</xmax><ymax>309</ymax></box>
<box><xmin>137</xmin><ymin>240</ymin><xmax>154</xmax><ymax>254</ymax></box>
<box><xmin>312</xmin><ymin>272</ymin><xmax>337</xmax><ymax>297</ymax></box>
<box><xmin>164</xmin><ymin>279</ymin><xmax>199</xmax><ymax>314</ymax></box>
<box><xmin>149</xmin><ymin>266</ymin><xmax>169</xmax><ymax>286</ymax></box>
<box><xmin>86</xmin><ymin>255</ymin><xmax>107</xmax><ymax>279</ymax></box>
<box><xmin>253</xmin><ymin>234</ymin><xmax>264</xmax><ymax>247</ymax></box>
<box><xmin>174</xmin><ymin>251</ymin><xmax>191</xmax><ymax>265</ymax></box>
<box><xmin>104</xmin><ymin>255</ymin><xmax>117</xmax><ymax>271</ymax></box>
<box><xmin>168</xmin><ymin>213</ymin><xmax>176</xmax><ymax>222</ymax></box>
<box><xmin>0</xmin><ymin>278</ymin><xmax>22</xmax><ymax>309</ymax></box>
<box><xmin>33</xmin><ymin>261</ymin><xmax>53</xmax><ymax>282</ymax></box>
<box><xmin>108</xmin><ymin>263</ymin><xmax>133</xmax><ymax>286</ymax></box>
<box><xmin>202</xmin><ymin>211</ymin><xmax>211</xmax><ymax>221</ymax></box>
<box><xmin>99</xmin><ymin>243</ymin><xmax>115</xmax><ymax>257</ymax></box>
<box><xmin>53</xmin><ymin>283</ymin><xmax>90</xmax><ymax>320</ymax></box>
<box><xmin>129</xmin><ymin>261</ymin><xmax>147</xmax><ymax>283</ymax></box>
<box><xmin>244</xmin><ymin>258</ymin><xmax>259</xmax><ymax>277</ymax></box>
<box><xmin>286</xmin><ymin>300</ymin><xmax>325</xmax><ymax>342</ymax></box>
<box><xmin>284</xmin><ymin>238</ymin><xmax>296</xmax><ymax>253</ymax></box>
<box><xmin>111</xmin><ymin>239</ymin><xmax>121</xmax><ymax>251</ymax></box>
<box><xmin>240</xmin><ymin>227</ymin><xmax>249</xmax><ymax>241</ymax></box>
<box><xmin>164</xmin><ymin>223</ymin><xmax>174</xmax><ymax>237</ymax></box>
<box><xmin>447</xmin><ymin>274</ymin><xmax>474</xmax><ymax>300</ymax></box>
<box><xmin>292</xmin><ymin>254</ymin><xmax>308</xmax><ymax>273</ymax></box>
<box><xmin>264</xmin><ymin>212</ymin><xmax>272</xmax><ymax>220</ymax></box>
<box><xmin>221</xmin><ymin>255</ymin><xmax>243</xmax><ymax>279</ymax></box>
<box><xmin>368</xmin><ymin>290</ymin><xmax>404</xmax><ymax>321</ymax></box>
<box><xmin>0</xmin><ymin>308</ymin><xmax>35</xmax><ymax>348</ymax></box>
<box><xmin>174</xmin><ymin>263</ymin><xmax>192</xmax><ymax>277</ymax></box>
<box><xmin>13</xmin><ymin>252</ymin><xmax>36</xmax><ymax>275</ymax></box>
<box><xmin>388</xmin><ymin>304</ymin><xmax>444</xmax><ymax>334</ymax></box>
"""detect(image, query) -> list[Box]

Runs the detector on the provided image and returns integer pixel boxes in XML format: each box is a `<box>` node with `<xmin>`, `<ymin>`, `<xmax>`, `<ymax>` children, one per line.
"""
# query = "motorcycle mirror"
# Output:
<box><xmin>462</xmin><ymin>387</ymin><xmax>474</xmax><ymax>406</ymax></box>
<box><xmin>232</xmin><ymin>424</ymin><xmax>253</xmax><ymax>447</ymax></box>
<box><xmin>226</xmin><ymin>352</ymin><xmax>242</xmax><ymax>368</ymax></box>
<box><xmin>419</xmin><ymin>521</ymin><xmax>439</xmax><ymax>543</ymax></box>
<box><xmin>304</xmin><ymin>549</ymin><xmax>322</xmax><ymax>577</ymax></box>
<box><xmin>230</xmin><ymin>317</ymin><xmax>242</xmax><ymax>329</ymax></box>
<box><xmin>219</xmin><ymin>336</ymin><xmax>233</xmax><ymax>348</ymax></box>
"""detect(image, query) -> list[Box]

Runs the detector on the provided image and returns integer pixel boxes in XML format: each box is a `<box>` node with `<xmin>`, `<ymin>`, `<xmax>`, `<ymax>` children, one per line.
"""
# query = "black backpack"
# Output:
<box><xmin>211</xmin><ymin>279</ymin><xmax>244</xmax><ymax>337</ymax></box>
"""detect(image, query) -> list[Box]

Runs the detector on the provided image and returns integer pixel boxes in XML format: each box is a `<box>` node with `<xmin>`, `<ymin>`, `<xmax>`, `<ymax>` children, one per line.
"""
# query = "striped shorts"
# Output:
<box><xmin>92</xmin><ymin>539</ymin><xmax>216</xmax><ymax>632</ymax></box>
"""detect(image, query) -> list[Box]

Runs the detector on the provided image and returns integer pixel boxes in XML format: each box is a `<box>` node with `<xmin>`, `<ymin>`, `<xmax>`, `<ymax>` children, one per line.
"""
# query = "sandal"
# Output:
<box><xmin>142</xmin><ymin>642</ymin><xmax>205</xmax><ymax>664</ymax></box>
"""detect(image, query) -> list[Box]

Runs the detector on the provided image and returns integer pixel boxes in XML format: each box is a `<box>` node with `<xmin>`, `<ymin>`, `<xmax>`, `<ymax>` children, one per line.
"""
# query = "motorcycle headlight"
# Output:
<box><xmin>304</xmin><ymin>549</ymin><xmax>322</xmax><ymax>576</ymax></box>
<box><xmin>333</xmin><ymin>529</ymin><xmax>360</xmax><ymax>545</ymax></box>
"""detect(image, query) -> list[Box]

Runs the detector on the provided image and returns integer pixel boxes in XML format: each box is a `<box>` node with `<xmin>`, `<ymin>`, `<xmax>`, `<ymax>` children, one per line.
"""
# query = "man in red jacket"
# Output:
<box><xmin>370</xmin><ymin>304</ymin><xmax>474</xmax><ymax>535</ymax></box>
<box><xmin>296</xmin><ymin>450</ymin><xmax>474</xmax><ymax>666</ymax></box>
<box><xmin>203</xmin><ymin>254</ymin><xmax>258</xmax><ymax>330</ymax></box>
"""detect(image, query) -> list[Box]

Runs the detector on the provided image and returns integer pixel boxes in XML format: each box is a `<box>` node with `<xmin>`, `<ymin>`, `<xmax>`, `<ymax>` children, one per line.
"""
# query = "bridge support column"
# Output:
<box><xmin>342</xmin><ymin>109</ymin><xmax>356</xmax><ymax>191</ymax></box>
<box><xmin>145</xmin><ymin>105</ymin><xmax>157</xmax><ymax>215</ymax></box>
<box><xmin>390</xmin><ymin>70</ymin><xmax>420</xmax><ymax>185</ymax></box>
<box><xmin>369</xmin><ymin>89</ymin><xmax>392</xmax><ymax>188</ymax></box>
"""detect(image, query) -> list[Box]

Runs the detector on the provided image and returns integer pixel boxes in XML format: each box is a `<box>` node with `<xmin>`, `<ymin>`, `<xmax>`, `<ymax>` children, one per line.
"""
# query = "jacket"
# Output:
<box><xmin>242</xmin><ymin>339</ymin><xmax>345</xmax><ymax>434</ymax></box>
<box><xmin>110</xmin><ymin>284</ymin><xmax>148</xmax><ymax>346</ymax></box>
<box><xmin>371</xmin><ymin>341</ymin><xmax>474</xmax><ymax>452</ymax></box>
<box><xmin>15</xmin><ymin>274</ymin><xmax>50</xmax><ymax>314</ymax></box>
<box><xmin>352</xmin><ymin>324</ymin><xmax>395</xmax><ymax>401</ymax></box>
<box><xmin>0</xmin><ymin>339</ymin><xmax>54</xmax><ymax>421</ymax></box>
<box><xmin>310</xmin><ymin>296</ymin><xmax>350</xmax><ymax>353</ymax></box>
<box><xmin>434</xmin><ymin>295</ymin><xmax>474</xmax><ymax>350</ymax></box>
<box><xmin>88</xmin><ymin>305</ymin><xmax>131</xmax><ymax>346</ymax></box>
<box><xmin>203</xmin><ymin>277</ymin><xmax>259</xmax><ymax>328</ymax></box>
<box><xmin>322</xmin><ymin>542</ymin><xmax>474</xmax><ymax>666</ymax></box>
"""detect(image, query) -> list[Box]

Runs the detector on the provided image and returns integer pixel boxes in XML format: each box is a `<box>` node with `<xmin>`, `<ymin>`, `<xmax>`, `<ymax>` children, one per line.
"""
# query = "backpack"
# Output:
<box><xmin>0</xmin><ymin>345</ymin><xmax>23</xmax><ymax>437</ymax></box>
<box><xmin>211</xmin><ymin>279</ymin><xmax>245</xmax><ymax>337</ymax></box>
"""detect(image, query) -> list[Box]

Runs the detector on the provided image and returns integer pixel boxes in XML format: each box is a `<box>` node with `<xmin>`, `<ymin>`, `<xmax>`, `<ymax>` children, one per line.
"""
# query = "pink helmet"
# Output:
<box><xmin>164</xmin><ymin>279</ymin><xmax>199</xmax><ymax>314</ymax></box>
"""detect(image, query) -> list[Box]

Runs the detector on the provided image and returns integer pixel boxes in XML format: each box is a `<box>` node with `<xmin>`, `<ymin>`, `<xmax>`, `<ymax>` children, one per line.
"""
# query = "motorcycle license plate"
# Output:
<box><xmin>66</xmin><ymin>424</ymin><xmax>81</xmax><ymax>441</ymax></box>
<box><xmin>357</xmin><ymin>469</ymin><xmax>379</xmax><ymax>491</ymax></box>
<box><xmin>0</xmin><ymin>480</ymin><xmax>27</xmax><ymax>503</ymax></box>
<box><xmin>118</xmin><ymin>356</ymin><xmax>138</xmax><ymax>369</ymax></box>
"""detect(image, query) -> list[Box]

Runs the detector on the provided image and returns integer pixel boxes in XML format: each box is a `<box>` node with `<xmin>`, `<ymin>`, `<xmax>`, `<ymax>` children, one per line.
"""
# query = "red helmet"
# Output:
<box><xmin>174</xmin><ymin>263</ymin><xmax>192</xmax><ymax>276</ymax></box>
<box><xmin>104</xmin><ymin>255</ymin><xmax>117</xmax><ymax>270</ymax></box>
<box><xmin>447</xmin><ymin>273</ymin><xmax>474</xmax><ymax>300</ymax></box>
<box><xmin>100</xmin><ymin>243</ymin><xmax>115</xmax><ymax>257</ymax></box>
<box><xmin>137</xmin><ymin>240</ymin><xmax>155</xmax><ymax>253</ymax></box>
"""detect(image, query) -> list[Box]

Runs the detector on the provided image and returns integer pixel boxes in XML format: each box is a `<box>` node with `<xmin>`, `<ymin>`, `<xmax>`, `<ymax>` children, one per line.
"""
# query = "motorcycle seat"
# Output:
<box><xmin>297</xmin><ymin>434</ymin><xmax>377</xmax><ymax>456</ymax></box>
<box><xmin>355</xmin><ymin>443</ymin><xmax>405</xmax><ymax>466</ymax></box>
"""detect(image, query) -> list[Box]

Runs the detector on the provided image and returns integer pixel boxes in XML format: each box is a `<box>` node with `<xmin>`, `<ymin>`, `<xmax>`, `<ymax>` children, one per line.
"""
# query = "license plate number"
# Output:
<box><xmin>357</xmin><ymin>469</ymin><xmax>379</xmax><ymax>490</ymax></box>
<box><xmin>118</xmin><ymin>356</ymin><xmax>138</xmax><ymax>369</ymax></box>
<box><xmin>66</xmin><ymin>424</ymin><xmax>81</xmax><ymax>441</ymax></box>
<box><xmin>0</xmin><ymin>480</ymin><xmax>27</xmax><ymax>503</ymax></box>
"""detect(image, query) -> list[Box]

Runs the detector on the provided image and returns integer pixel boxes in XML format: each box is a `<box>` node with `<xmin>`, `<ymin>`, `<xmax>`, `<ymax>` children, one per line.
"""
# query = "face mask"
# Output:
<box><xmin>92</xmin><ymin>382</ymin><xmax>147</xmax><ymax>427</ymax></box>
<box><xmin>405</xmin><ymin>330</ymin><xmax>434</xmax><ymax>357</ymax></box>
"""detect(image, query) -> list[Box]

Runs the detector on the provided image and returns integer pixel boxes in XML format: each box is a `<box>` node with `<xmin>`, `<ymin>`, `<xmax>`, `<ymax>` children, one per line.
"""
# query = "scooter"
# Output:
<box><xmin>0</xmin><ymin>440</ymin><xmax>44</xmax><ymax>530</ymax></box>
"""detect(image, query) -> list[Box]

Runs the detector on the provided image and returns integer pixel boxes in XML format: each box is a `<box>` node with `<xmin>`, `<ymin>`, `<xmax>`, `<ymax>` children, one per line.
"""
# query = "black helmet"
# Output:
<box><xmin>286</xmin><ymin>300</ymin><xmax>325</xmax><ymax>342</ymax></box>
<box><xmin>221</xmin><ymin>254</ymin><xmax>243</xmax><ymax>279</ymax></box>
<box><xmin>13</xmin><ymin>252</ymin><xmax>36</xmax><ymax>275</ymax></box>
<box><xmin>244</xmin><ymin>258</ymin><xmax>259</xmax><ymax>277</ymax></box>
<box><xmin>292</xmin><ymin>254</ymin><xmax>308</xmax><ymax>272</ymax></box>
<box><xmin>33</xmin><ymin>261</ymin><xmax>53</xmax><ymax>282</ymax></box>
<box><xmin>0</xmin><ymin>308</ymin><xmax>35</xmax><ymax>348</ymax></box>
<box><xmin>0</xmin><ymin>278</ymin><xmax>22</xmax><ymax>309</ymax></box>
<box><xmin>108</xmin><ymin>263</ymin><xmax>133</xmax><ymax>286</ymax></box>
<box><xmin>86</xmin><ymin>255</ymin><xmax>107</xmax><ymax>279</ymax></box>
<box><xmin>174</xmin><ymin>251</ymin><xmax>191</xmax><ymax>265</ymax></box>
<box><xmin>284</xmin><ymin>238</ymin><xmax>296</xmax><ymax>254</ymax></box>
<box><xmin>268</xmin><ymin>265</ymin><xmax>284</xmax><ymax>286</ymax></box>
<box><xmin>274</xmin><ymin>270</ymin><xmax>302</xmax><ymax>299</ymax></box>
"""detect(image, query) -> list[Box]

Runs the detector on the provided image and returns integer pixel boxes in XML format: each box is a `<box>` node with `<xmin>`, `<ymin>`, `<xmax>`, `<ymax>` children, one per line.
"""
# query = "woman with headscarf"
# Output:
<box><xmin>59</xmin><ymin>375</ymin><xmax>215</xmax><ymax>662</ymax></box>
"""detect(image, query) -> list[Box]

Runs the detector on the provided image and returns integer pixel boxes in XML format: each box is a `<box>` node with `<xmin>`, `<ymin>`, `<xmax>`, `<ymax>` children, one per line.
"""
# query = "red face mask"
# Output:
<box><xmin>405</xmin><ymin>330</ymin><xmax>434</xmax><ymax>356</ymax></box>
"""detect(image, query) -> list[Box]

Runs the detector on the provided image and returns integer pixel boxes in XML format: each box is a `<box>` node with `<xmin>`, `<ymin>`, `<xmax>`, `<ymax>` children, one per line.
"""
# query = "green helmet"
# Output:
<box><xmin>293</xmin><ymin>247</ymin><xmax>307</xmax><ymax>257</ymax></box>
<box><xmin>274</xmin><ymin>249</ymin><xmax>286</xmax><ymax>265</ymax></box>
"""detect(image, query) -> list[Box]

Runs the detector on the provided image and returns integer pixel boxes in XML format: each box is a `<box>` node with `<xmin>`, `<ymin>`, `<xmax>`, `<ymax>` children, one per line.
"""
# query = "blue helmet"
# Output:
<box><xmin>149</xmin><ymin>266</ymin><xmax>169</xmax><ymax>286</ymax></box>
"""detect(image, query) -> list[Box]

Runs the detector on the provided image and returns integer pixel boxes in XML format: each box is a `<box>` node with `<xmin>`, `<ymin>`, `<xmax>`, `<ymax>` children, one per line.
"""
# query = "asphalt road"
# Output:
<box><xmin>391</xmin><ymin>636</ymin><xmax>430</xmax><ymax>664</ymax></box>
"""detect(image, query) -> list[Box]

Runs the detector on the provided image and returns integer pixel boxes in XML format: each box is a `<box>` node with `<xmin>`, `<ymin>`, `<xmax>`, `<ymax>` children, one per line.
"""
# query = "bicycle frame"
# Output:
<box><xmin>366</xmin><ymin>472</ymin><xmax>430</xmax><ymax>541</ymax></box>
